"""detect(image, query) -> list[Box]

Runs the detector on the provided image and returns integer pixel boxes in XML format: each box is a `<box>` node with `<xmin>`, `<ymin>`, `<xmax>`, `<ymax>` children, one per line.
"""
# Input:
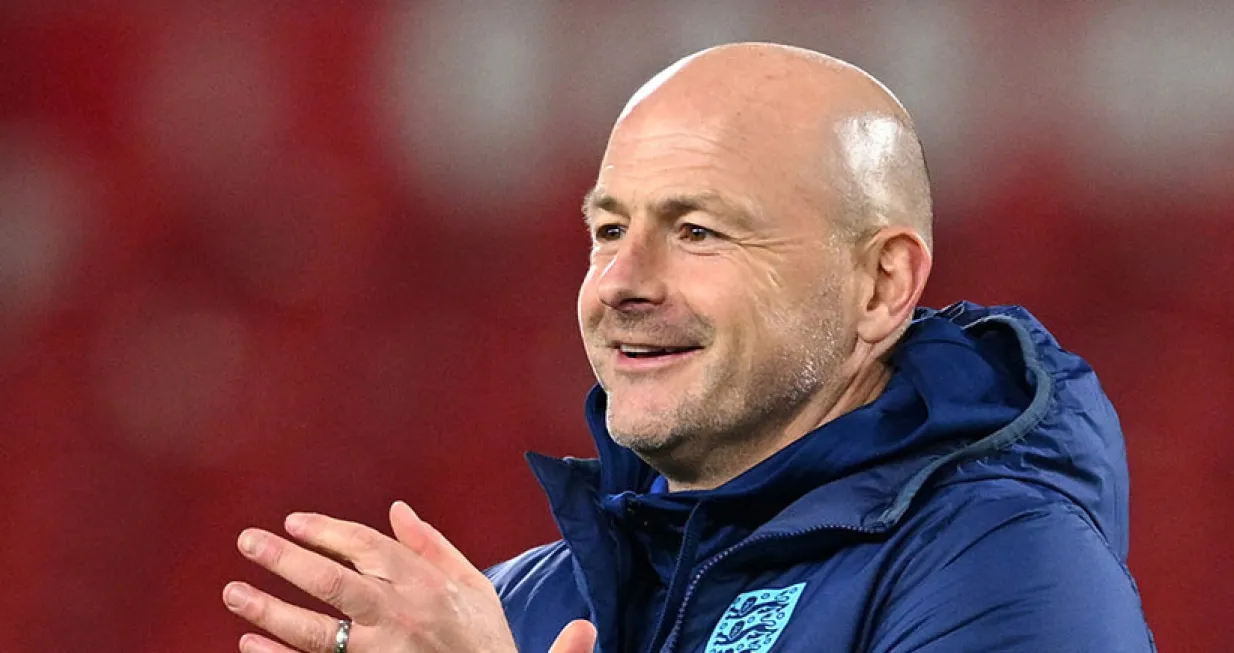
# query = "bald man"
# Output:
<box><xmin>225</xmin><ymin>44</ymin><xmax>1155</xmax><ymax>653</ymax></box>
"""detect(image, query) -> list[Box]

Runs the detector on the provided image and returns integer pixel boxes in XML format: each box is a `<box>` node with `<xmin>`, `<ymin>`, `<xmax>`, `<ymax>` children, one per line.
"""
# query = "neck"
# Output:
<box><xmin>663</xmin><ymin>358</ymin><xmax>893</xmax><ymax>492</ymax></box>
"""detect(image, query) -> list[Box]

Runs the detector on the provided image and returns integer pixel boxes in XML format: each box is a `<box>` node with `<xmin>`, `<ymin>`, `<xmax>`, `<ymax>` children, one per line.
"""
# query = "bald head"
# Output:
<box><xmin>608</xmin><ymin>42</ymin><xmax>933</xmax><ymax>251</ymax></box>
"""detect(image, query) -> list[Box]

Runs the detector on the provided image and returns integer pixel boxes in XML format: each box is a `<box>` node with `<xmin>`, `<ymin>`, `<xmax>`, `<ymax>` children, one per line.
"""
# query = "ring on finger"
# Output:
<box><xmin>334</xmin><ymin>619</ymin><xmax>351</xmax><ymax>653</ymax></box>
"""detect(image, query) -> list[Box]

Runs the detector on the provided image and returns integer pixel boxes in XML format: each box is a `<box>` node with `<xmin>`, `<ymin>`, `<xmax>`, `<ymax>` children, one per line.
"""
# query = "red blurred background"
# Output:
<box><xmin>1</xmin><ymin>3</ymin><xmax>1230</xmax><ymax>651</ymax></box>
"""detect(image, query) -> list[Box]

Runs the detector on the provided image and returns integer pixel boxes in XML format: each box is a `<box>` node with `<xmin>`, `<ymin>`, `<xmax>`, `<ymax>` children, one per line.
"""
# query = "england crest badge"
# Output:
<box><xmin>703</xmin><ymin>582</ymin><xmax>806</xmax><ymax>653</ymax></box>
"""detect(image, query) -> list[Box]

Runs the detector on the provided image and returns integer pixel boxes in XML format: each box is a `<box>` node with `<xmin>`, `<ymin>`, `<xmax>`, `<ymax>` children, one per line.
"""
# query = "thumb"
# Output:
<box><xmin>548</xmin><ymin>619</ymin><xmax>597</xmax><ymax>653</ymax></box>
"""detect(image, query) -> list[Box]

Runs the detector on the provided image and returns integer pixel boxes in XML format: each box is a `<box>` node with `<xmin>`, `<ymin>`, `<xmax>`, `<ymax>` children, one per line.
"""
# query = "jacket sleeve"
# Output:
<box><xmin>869</xmin><ymin>502</ymin><xmax>1156</xmax><ymax>653</ymax></box>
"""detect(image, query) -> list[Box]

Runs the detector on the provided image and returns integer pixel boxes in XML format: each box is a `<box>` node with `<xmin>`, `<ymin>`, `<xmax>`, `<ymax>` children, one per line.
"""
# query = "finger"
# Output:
<box><xmin>389</xmin><ymin>501</ymin><xmax>483</xmax><ymax>582</ymax></box>
<box><xmin>549</xmin><ymin>620</ymin><xmax>598</xmax><ymax>653</ymax></box>
<box><xmin>237</xmin><ymin>528</ymin><xmax>384</xmax><ymax>623</ymax></box>
<box><xmin>238</xmin><ymin>632</ymin><xmax>299</xmax><ymax>653</ymax></box>
<box><xmin>284</xmin><ymin>512</ymin><xmax>417</xmax><ymax>583</ymax></box>
<box><xmin>224</xmin><ymin>581</ymin><xmax>349</xmax><ymax>653</ymax></box>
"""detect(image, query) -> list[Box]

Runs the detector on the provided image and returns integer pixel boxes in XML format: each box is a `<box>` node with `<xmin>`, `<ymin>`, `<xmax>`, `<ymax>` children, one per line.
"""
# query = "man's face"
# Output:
<box><xmin>577</xmin><ymin>111</ymin><xmax>855</xmax><ymax>460</ymax></box>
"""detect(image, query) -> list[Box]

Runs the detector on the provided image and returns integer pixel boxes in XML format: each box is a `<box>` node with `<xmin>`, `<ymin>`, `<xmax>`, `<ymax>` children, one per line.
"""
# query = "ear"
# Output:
<box><xmin>853</xmin><ymin>227</ymin><xmax>932</xmax><ymax>349</ymax></box>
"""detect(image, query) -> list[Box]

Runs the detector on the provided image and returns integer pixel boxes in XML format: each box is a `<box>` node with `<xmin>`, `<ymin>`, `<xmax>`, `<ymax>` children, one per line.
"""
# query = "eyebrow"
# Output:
<box><xmin>581</xmin><ymin>188</ymin><xmax>756</xmax><ymax>231</ymax></box>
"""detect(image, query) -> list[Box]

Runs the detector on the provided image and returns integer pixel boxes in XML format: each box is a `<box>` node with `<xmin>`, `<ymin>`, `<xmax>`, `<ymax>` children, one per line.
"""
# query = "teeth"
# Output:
<box><xmin>620</xmin><ymin>345</ymin><xmax>666</xmax><ymax>355</ymax></box>
<box><xmin>618</xmin><ymin>344</ymin><xmax>698</xmax><ymax>356</ymax></box>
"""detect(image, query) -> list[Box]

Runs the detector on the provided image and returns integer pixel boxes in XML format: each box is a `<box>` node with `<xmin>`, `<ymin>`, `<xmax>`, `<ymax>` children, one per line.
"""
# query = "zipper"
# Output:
<box><xmin>644</xmin><ymin>503</ymin><xmax>708</xmax><ymax>653</ymax></box>
<box><xmin>656</xmin><ymin>522</ymin><xmax>883</xmax><ymax>653</ymax></box>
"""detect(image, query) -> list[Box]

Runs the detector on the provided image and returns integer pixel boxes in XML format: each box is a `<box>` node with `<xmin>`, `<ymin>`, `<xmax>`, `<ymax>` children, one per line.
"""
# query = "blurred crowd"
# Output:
<box><xmin>0</xmin><ymin>3</ymin><xmax>1231</xmax><ymax>651</ymax></box>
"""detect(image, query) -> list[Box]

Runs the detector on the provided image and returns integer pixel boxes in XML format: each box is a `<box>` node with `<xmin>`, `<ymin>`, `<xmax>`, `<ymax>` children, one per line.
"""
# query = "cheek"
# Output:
<box><xmin>682</xmin><ymin>264</ymin><xmax>768</xmax><ymax>343</ymax></box>
<box><xmin>577</xmin><ymin>267</ymin><xmax>602</xmax><ymax>327</ymax></box>
<box><xmin>741</xmin><ymin>267</ymin><xmax>791</xmax><ymax>325</ymax></box>
<box><xmin>738</xmin><ymin>266</ymin><xmax>826</xmax><ymax>345</ymax></box>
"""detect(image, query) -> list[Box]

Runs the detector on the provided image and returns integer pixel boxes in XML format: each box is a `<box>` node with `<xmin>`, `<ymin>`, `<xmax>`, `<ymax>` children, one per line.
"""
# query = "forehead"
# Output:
<box><xmin>594</xmin><ymin>113</ymin><xmax>830</xmax><ymax>227</ymax></box>
<box><xmin>601</xmin><ymin>113</ymin><xmax>746</xmax><ymax>170</ymax></box>
<box><xmin>599</xmin><ymin>117</ymin><xmax>761</xmax><ymax>198</ymax></box>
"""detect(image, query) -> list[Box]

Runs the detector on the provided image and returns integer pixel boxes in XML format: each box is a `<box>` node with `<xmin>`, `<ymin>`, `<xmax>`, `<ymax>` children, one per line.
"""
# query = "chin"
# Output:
<box><xmin>611</xmin><ymin>429</ymin><xmax>683</xmax><ymax>457</ymax></box>
<box><xmin>605</xmin><ymin>411</ymin><xmax>685</xmax><ymax>453</ymax></box>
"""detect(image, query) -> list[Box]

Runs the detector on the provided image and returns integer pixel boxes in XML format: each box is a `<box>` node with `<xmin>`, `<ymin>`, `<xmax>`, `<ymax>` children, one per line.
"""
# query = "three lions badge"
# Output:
<box><xmin>703</xmin><ymin>583</ymin><xmax>806</xmax><ymax>653</ymax></box>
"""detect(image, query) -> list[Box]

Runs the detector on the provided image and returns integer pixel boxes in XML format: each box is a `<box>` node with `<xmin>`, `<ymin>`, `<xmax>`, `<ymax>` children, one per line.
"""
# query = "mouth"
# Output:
<box><xmin>610</xmin><ymin>343</ymin><xmax>704</xmax><ymax>370</ymax></box>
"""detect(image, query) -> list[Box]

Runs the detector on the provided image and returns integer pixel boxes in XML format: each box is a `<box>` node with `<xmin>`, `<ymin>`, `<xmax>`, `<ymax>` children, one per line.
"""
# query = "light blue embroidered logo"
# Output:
<box><xmin>703</xmin><ymin>582</ymin><xmax>806</xmax><ymax>653</ymax></box>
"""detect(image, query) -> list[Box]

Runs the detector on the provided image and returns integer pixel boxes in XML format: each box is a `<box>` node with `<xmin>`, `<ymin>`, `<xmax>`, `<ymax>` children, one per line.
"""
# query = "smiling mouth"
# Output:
<box><xmin>615</xmin><ymin>344</ymin><xmax>703</xmax><ymax>359</ymax></box>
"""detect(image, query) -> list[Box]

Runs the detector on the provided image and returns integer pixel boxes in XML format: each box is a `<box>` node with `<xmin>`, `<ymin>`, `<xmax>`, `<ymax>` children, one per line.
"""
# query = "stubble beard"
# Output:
<box><xmin>604</xmin><ymin>295</ymin><xmax>849</xmax><ymax>473</ymax></box>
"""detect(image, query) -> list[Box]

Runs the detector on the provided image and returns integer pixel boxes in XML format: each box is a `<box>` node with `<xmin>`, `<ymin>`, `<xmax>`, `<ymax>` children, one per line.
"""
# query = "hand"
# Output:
<box><xmin>223</xmin><ymin>502</ymin><xmax>596</xmax><ymax>653</ymax></box>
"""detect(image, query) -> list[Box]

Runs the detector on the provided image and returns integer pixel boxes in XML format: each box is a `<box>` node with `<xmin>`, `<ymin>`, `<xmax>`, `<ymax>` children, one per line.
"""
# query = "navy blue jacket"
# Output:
<box><xmin>487</xmin><ymin>303</ymin><xmax>1156</xmax><ymax>652</ymax></box>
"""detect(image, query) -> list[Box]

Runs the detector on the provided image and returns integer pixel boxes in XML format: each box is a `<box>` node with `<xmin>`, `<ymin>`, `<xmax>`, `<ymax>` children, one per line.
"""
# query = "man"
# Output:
<box><xmin>224</xmin><ymin>43</ymin><xmax>1156</xmax><ymax>652</ymax></box>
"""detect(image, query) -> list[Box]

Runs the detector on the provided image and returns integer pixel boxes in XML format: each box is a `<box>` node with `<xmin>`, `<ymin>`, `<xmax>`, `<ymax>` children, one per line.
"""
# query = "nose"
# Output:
<box><xmin>596</xmin><ymin>235</ymin><xmax>668</xmax><ymax>310</ymax></box>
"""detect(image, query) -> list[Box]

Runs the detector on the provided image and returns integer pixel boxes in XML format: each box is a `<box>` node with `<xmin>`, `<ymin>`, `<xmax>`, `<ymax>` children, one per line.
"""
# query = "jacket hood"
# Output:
<box><xmin>556</xmin><ymin>301</ymin><xmax>1130</xmax><ymax>559</ymax></box>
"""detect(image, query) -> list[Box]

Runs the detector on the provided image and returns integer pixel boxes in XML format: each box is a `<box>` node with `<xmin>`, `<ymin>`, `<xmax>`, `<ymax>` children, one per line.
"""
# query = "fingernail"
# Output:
<box><xmin>394</xmin><ymin>500</ymin><xmax>418</xmax><ymax>519</ymax></box>
<box><xmin>224</xmin><ymin>583</ymin><xmax>251</xmax><ymax>610</ymax></box>
<box><xmin>285</xmin><ymin>513</ymin><xmax>306</xmax><ymax>535</ymax></box>
<box><xmin>239</xmin><ymin>633</ymin><xmax>268</xmax><ymax>653</ymax></box>
<box><xmin>238</xmin><ymin>530</ymin><xmax>260</xmax><ymax>556</ymax></box>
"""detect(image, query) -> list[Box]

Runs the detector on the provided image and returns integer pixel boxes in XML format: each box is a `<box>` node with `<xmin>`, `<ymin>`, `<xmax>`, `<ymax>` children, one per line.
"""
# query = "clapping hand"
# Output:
<box><xmin>223</xmin><ymin>501</ymin><xmax>596</xmax><ymax>652</ymax></box>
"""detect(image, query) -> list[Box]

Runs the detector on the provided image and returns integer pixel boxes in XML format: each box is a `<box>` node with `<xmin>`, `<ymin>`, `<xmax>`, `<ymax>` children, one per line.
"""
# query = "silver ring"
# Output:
<box><xmin>333</xmin><ymin>619</ymin><xmax>351</xmax><ymax>653</ymax></box>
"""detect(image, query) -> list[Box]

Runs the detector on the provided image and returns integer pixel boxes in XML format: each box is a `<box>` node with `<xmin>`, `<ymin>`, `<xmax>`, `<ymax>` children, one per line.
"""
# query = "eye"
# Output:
<box><xmin>593</xmin><ymin>224</ymin><xmax>625</xmax><ymax>242</ymax></box>
<box><xmin>680</xmin><ymin>224</ymin><xmax>715</xmax><ymax>242</ymax></box>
